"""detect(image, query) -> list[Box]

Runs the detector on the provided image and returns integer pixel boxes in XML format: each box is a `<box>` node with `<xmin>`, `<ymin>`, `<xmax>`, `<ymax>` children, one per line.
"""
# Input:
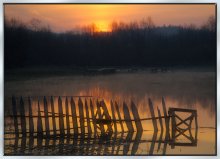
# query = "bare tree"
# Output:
<box><xmin>202</xmin><ymin>15</ymin><xmax>216</xmax><ymax>32</ymax></box>
<box><xmin>139</xmin><ymin>16</ymin><xmax>155</xmax><ymax>30</ymax></box>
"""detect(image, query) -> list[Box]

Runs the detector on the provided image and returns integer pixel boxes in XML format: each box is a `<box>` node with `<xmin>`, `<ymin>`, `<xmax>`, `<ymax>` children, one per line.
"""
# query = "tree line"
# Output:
<box><xmin>4</xmin><ymin>16</ymin><xmax>216</xmax><ymax>69</ymax></box>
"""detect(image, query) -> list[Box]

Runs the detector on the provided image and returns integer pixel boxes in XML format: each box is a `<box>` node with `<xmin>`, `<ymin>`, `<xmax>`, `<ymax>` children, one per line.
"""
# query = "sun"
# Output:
<box><xmin>95</xmin><ymin>21</ymin><xmax>112</xmax><ymax>32</ymax></box>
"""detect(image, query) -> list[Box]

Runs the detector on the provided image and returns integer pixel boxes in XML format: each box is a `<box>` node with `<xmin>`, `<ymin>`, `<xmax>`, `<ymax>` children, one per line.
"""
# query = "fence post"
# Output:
<box><xmin>148</xmin><ymin>98</ymin><xmax>158</xmax><ymax>132</ymax></box>
<box><xmin>78</xmin><ymin>98</ymin><xmax>85</xmax><ymax>134</ymax></box>
<box><xmin>44</xmin><ymin>96</ymin><xmax>50</xmax><ymax>137</ymax></box>
<box><xmin>65</xmin><ymin>97</ymin><xmax>70</xmax><ymax>135</ymax></box>
<box><xmin>58</xmin><ymin>96</ymin><xmax>65</xmax><ymax>136</ymax></box>
<box><xmin>28</xmin><ymin>96</ymin><xmax>34</xmax><ymax>136</ymax></box>
<box><xmin>131</xmin><ymin>101</ymin><xmax>143</xmax><ymax>132</ymax></box>
<box><xmin>115</xmin><ymin>101</ymin><xmax>124</xmax><ymax>132</ymax></box>
<box><xmin>71</xmin><ymin>97</ymin><xmax>78</xmax><ymax>134</ymax></box>
<box><xmin>37</xmin><ymin>99</ymin><xmax>43</xmax><ymax>136</ymax></box>
<box><xmin>20</xmin><ymin>97</ymin><xmax>26</xmax><ymax>136</ymax></box>
<box><xmin>51</xmin><ymin>96</ymin><xmax>57</xmax><ymax>136</ymax></box>
<box><xmin>12</xmin><ymin>96</ymin><xmax>18</xmax><ymax>135</ymax></box>
<box><xmin>123</xmin><ymin>102</ymin><xmax>134</xmax><ymax>132</ymax></box>
<box><xmin>85</xmin><ymin>99</ymin><xmax>92</xmax><ymax>134</ymax></box>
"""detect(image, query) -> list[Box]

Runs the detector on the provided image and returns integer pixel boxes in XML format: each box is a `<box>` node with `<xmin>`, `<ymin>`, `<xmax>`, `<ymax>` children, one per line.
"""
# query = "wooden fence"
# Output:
<box><xmin>5</xmin><ymin>96</ymin><xmax>198</xmax><ymax>155</ymax></box>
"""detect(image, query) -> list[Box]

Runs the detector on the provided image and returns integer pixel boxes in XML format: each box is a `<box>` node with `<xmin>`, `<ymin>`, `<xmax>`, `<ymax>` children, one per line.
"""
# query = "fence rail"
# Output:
<box><xmin>5</xmin><ymin>96</ymin><xmax>198</xmax><ymax>155</ymax></box>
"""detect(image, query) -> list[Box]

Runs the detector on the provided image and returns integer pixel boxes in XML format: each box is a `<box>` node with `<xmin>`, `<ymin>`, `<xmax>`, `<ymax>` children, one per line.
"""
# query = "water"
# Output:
<box><xmin>4</xmin><ymin>68</ymin><xmax>216</xmax><ymax>155</ymax></box>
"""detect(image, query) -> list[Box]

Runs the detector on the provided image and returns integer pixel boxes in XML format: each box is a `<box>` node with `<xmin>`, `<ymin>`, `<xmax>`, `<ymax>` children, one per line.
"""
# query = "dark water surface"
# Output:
<box><xmin>4</xmin><ymin>68</ymin><xmax>216</xmax><ymax>155</ymax></box>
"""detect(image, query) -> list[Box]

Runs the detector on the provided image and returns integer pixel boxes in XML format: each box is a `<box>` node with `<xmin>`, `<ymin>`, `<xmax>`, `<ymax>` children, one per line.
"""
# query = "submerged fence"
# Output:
<box><xmin>5</xmin><ymin>96</ymin><xmax>198</xmax><ymax>155</ymax></box>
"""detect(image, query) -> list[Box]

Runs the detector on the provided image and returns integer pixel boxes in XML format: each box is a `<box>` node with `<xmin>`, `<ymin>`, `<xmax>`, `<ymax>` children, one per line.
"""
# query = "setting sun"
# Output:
<box><xmin>4</xmin><ymin>4</ymin><xmax>215</xmax><ymax>32</ymax></box>
<box><xmin>95</xmin><ymin>21</ymin><xmax>112</xmax><ymax>32</ymax></box>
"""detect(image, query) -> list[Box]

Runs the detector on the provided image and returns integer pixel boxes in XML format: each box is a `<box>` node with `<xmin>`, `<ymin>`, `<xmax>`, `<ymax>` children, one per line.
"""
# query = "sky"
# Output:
<box><xmin>4</xmin><ymin>4</ymin><xmax>216</xmax><ymax>32</ymax></box>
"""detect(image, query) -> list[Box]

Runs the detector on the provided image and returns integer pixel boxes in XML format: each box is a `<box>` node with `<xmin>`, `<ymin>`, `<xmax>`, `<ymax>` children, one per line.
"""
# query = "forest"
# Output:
<box><xmin>4</xmin><ymin>16</ymin><xmax>216</xmax><ymax>69</ymax></box>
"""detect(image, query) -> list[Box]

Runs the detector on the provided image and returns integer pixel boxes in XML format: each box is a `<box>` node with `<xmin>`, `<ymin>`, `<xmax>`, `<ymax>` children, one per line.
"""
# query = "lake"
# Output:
<box><xmin>4</xmin><ymin>67</ymin><xmax>216</xmax><ymax>155</ymax></box>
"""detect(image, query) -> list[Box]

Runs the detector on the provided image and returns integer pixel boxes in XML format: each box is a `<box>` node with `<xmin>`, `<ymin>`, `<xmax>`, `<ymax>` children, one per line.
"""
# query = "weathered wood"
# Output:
<box><xmin>58</xmin><ymin>96</ymin><xmax>65</xmax><ymax>135</ymax></box>
<box><xmin>90</xmin><ymin>99</ymin><xmax>97</xmax><ymax>134</ymax></box>
<box><xmin>157</xmin><ymin>107</ymin><xmax>164</xmax><ymax>152</ymax></box>
<box><xmin>157</xmin><ymin>107</ymin><xmax>163</xmax><ymax>131</ymax></box>
<box><xmin>149</xmin><ymin>131</ymin><xmax>158</xmax><ymax>155</ymax></box>
<box><xmin>100</xmin><ymin>100</ymin><xmax>113</xmax><ymax>133</ymax></box>
<box><xmin>194</xmin><ymin>111</ymin><xmax>198</xmax><ymax>129</ymax></box>
<box><xmin>28</xmin><ymin>97</ymin><xmax>34</xmax><ymax>136</ymax></box>
<box><xmin>12</xmin><ymin>96</ymin><xmax>19</xmax><ymax>135</ymax></box>
<box><xmin>44</xmin><ymin>96</ymin><xmax>50</xmax><ymax>136</ymax></box>
<box><xmin>123</xmin><ymin>132</ymin><xmax>134</xmax><ymax>155</ymax></box>
<box><xmin>96</xmin><ymin>100</ymin><xmax>105</xmax><ymax>134</ymax></box>
<box><xmin>131</xmin><ymin>131</ymin><xmax>142</xmax><ymax>155</ymax></box>
<box><xmin>148</xmin><ymin>98</ymin><xmax>158</xmax><ymax>131</ymax></box>
<box><xmin>20</xmin><ymin>136</ymin><xmax>26</xmax><ymax>153</ymax></box>
<box><xmin>29</xmin><ymin>136</ymin><xmax>34</xmax><ymax>153</ymax></box>
<box><xmin>131</xmin><ymin>101</ymin><xmax>143</xmax><ymax>132</ymax></box>
<box><xmin>65</xmin><ymin>97</ymin><xmax>70</xmax><ymax>135</ymax></box>
<box><xmin>169</xmin><ymin>110</ymin><xmax>176</xmax><ymax>149</ymax></box>
<box><xmin>50</xmin><ymin>96</ymin><xmax>56</xmax><ymax>136</ymax></box>
<box><xmin>78</xmin><ymin>98</ymin><xmax>85</xmax><ymax>134</ymax></box>
<box><xmin>162</xmin><ymin>97</ymin><xmax>169</xmax><ymax>131</ymax></box>
<box><xmin>71</xmin><ymin>97</ymin><xmax>78</xmax><ymax>134</ymax></box>
<box><xmin>115</xmin><ymin>101</ymin><xmax>124</xmax><ymax>132</ymax></box>
<box><xmin>85</xmin><ymin>99</ymin><xmax>92</xmax><ymax>134</ymax></box>
<box><xmin>169</xmin><ymin>107</ymin><xmax>197</xmax><ymax>113</ymax></box>
<box><xmin>37</xmin><ymin>99</ymin><xmax>43</xmax><ymax>136</ymax></box>
<box><xmin>157</xmin><ymin>126</ymin><xmax>164</xmax><ymax>152</ymax></box>
<box><xmin>110</xmin><ymin>100</ymin><xmax>117</xmax><ymax>132</ymax></box>
<box><xmin>123</xmin><ymin>102</ymin><xmax>134</xmax><ymax>132</ymax></box>
<box><xmin>20</xmin><ymin>97</ymin><xmax>26</xmax><ymax>136</ymax></box>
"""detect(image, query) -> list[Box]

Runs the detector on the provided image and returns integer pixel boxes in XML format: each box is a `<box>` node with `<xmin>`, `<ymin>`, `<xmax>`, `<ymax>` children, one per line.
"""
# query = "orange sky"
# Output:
<box><xmin>4</xmin><ymin>4</ymin><xmax>215</xmax><ymax>32</ymax></box>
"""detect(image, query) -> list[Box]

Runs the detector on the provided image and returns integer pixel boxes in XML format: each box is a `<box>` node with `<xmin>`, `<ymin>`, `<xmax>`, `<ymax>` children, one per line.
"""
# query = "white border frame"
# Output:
<box><xmin>0</xmin><ymin>1</ymin><xmax>219</xmax><ymax>159</ymax></box>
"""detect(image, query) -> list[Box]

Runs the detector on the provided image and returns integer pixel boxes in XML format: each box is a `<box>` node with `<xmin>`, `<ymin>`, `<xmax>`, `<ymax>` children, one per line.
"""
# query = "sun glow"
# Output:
<box><xmin>4</xmin><ymin>4</ymin><xmax>215</xmax><ymax>32</ymax></box>
<box><xmin>95</xmin><ymin>21</ymin><xmax>112</xmax><ymax>32</ymax></box>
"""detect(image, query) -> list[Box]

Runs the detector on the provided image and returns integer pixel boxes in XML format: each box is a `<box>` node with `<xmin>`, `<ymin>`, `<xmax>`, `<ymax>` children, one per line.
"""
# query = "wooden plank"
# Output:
<box><xmin>85</xmin><ymin>99</ymin><xmax>92</xmax><ymax>134</ymax></box>
<box><xmin>194</xmin><ymin>111</ymin><xmax>198</xmax><ymax>129</ymax></box>
<box><xmin>90</xmin><ymin>99</ymin><xmax>97</xmax><ymax>134</ymax></box>
<box><xmin>131</xmin><ymin>131</ymin><xmax>143</xmax><ymax>155</ymax></box>
<box><xmin>65</xmin><ymin>97</ymin><xmax>70</xmax><ymax>135</ymax></box>
<box><xmin>37</xmin><ymin>99</ymin><xmax>43</xmax><ymax>136</ymax></box>
<box><xmin>131</xmin><ymin>101</ymin><xmax>143</xmax><ymax>132</ymax></box>
<box><xmin>115</xmin><ymin>101</ymin><xmax>124</xmax><ymax>132</ymax></box>
<box><xmin>58</xmin><ymin>96</ymin><xmax>65</xmax><ymax>135</ymax></box>
<box><xmin>123</xmin><ymin>132</ymin><xmax>133</xmax><ymax>155</ymax></box>
<box><xmin>157</xmin><ymin>107</ymin><xmax>164</xmax><ymax>152</ymax></box>
<box><xmin>12</xmin><ymin>96</ymin><xmax>19</xmax><ymax>135</ymax></box>
<box><xmin>78</xmin><ymin>98</ymin><xmax>85</xmax><ymax>134</ymax></box>
<box><xmin>157</xmin><ymin>107</ymin><xmax>163</xmax><ymax>131</ymax></box>
<box><xmin>162</xmin><ymin>97</ymin><xmax>169</xmax><ymax>131</ymax></box>
<box><xmin>169</xmin><ymin>107</ymin><xmax>197</xmax><ymax>113</ymax></box>
<box><xmin>20</xmin><ymin>97</ymin><xmax>26</xmax><ymax>136</ymax></box>
<box><xmin>157</xmin><ymin>125</ymin><xmax>164</xmax><ymax>152</ymax></box>
<box><xmin>96</xmin><ymin>100</ymin><xmax>105</xmax><ymax>134</ymax></box>
<box><xmin>149</xmin><ymin>131</ymin><xmax>158</xmax><ymax>155</ymax></box>
<box><xmin>29</xmin><ymin>136</ymin><xmax>34</xmax><ymax>153</ymax></box>
<box><xmin>116</xmin><ymin>132</ymin><xmax>124</xmax><ymax>154</ymax></box>
<box><xmin>162</xmin><ymin>97</ymin><xmax>170</xmax><ymax>155</ymax></box>
<box><xmin>44</xmin><ymin>96</ymin><xmax>50</xmax><ymax>136</ymax></box>
<box><xmin>50</xmin><ymin>96</ymin><xmax>57</xmax><ymax>136</ymax></box>
<box><xmin>20</xmin><ymin>136</ymin><xmax>26</xmax><ymax>154</ymax></box>
<box><xmin>169</xmin><ymin>110</ymin><xmax>176</xmax><ymax>149</ymax></box>
<box><xmin>123</xmin><ymin>102</ymin><xmax>134</xmax><ymax>132</ymax></box>
<box><xmin>100</xmin><ymin>100</ymin><xmax>113</xmax><ymax>133</ymax></box>
<box><xmin>28</xmin><ymin>96</ymin><xmax>34</xmax><ymax>136</ymax></box>
<box><xmin>71</xmin><ymin>97</ymin><xmax>78</xmax><ymax>134</ymax></box>
<box><xmin>148</xmin><ymin>98</ymin><xmax>158</xmax><ymax>131</ymax></box>
<box><xmin>110</xmin><ymin>100</ymin><xmax>117</xmax><ymax>132</ymax></box>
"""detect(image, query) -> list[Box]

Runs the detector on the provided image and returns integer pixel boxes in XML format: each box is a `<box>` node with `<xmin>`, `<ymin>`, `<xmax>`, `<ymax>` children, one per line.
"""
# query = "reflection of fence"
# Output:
<box><xmin>5</xmin><ymin>96</ymin><xmax>198</xmax><ymax>155</ymax></box>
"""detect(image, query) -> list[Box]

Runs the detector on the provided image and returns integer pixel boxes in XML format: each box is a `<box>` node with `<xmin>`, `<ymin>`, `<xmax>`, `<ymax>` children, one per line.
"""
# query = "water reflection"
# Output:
<box><xmin>4</xmin><ymin>70</ymin><xmax>216</xmax><ymax>155</ymax></box>
<box><xmin>5</xmin><ymin>128</ymin><xmax>200</xmax><ymax>156</ymax></box>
